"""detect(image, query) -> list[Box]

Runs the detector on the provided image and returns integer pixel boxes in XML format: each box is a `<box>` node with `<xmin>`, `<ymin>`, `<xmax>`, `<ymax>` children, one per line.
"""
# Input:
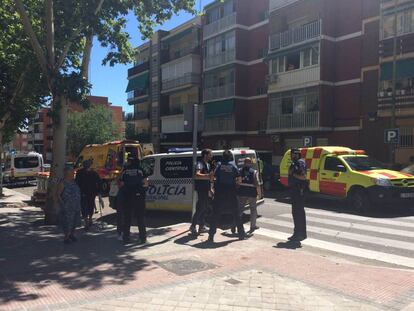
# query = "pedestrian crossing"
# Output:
<box><xmin>254</xmin><ymin>208</ymin><xmax>414</xmax><ymax>269</ymax></box>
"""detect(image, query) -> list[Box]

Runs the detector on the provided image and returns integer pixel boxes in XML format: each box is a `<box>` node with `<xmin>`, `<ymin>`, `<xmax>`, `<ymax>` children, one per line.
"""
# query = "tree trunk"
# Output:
<box><xmin>44</xmin><ymin>95</ymin><xmax>68</xmax><ymax>224</ymax></box>
<box><xmin>81</xmin><ymin>32</ymin><xmax>93</xmax><ymax>81</ymax></box>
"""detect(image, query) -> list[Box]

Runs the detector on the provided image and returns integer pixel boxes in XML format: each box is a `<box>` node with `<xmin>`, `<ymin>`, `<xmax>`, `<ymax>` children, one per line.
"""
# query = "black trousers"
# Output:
<box><xmin>209</xmin><ymin>187</ymin><xmax>245</xmax><ymax>238</ymax></box>
<box><xmin>191</xmin><ymin>190</ymin><xmax>209</xmax><ymax>228</ymax></box>
<box><xmin>123</xmin><ymin>193</ymin><xmax>146</xmax><ymax>241</ymax></box>
<box><xmin>291</xmin><ymin>186</ymin><xmax>307</xmax><ymax>236</ymax></box>
<box><xmin>81</xmin><ymin>194</ymin><xmax>96</xmax><ymax>218</ymax></box>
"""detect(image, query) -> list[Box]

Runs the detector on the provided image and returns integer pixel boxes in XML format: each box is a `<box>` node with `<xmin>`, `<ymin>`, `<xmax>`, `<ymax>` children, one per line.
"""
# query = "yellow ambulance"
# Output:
<box><xmin>75</xmin><ymin>140</ymin><xmax>144</xmax><ymax>192</ymax></box>
<box><xmin>280</xmin><ymin>146</ymin><xmax>414</xmax><ymax>211</ymax></box>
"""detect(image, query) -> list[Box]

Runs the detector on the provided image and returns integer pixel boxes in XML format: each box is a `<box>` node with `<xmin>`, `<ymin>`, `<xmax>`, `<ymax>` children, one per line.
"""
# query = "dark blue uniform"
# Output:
<box><xmin>191</xmin><ymin>160</ymin><xmax>212</xmax><ymax>231</ymax></box>
<box><xmin>209</xmin><ymin>161</ymin><xmax>245</xmax><ymax>240</ymax></box>
<box><xmin>288</xmin><ymin>158</ymin><xmax>308</xmax><ymax>239</ymax></box>
<box><xmin>120</xmin><ymin>164</ymin><xmax>147</xmax><ymax>243</ymax></box>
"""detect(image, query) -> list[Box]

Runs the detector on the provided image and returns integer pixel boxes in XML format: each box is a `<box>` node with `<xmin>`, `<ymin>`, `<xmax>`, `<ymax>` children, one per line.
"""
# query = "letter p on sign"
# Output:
<box><xmin>384</xmin><ymin>129</ymin><xmax>399</xmax><ymax>144</ymax></box>
<box><xmin>303</xmin><ymin>136</ymin><xmax>312</xmax><ymax>147</ymax></box>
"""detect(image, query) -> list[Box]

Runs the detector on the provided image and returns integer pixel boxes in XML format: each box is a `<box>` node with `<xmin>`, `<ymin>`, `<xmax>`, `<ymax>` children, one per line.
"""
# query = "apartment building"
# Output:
<box><xmin>28</xmin><ymin>96</ymin><xmax>124</xmax><ymax>162</ymax></box>
<box><xmin>266</xmin><ymin>0</ymin><xmax>414</xmax><ymax>164</ymax></box>
<box><xmin>201</xmin><ymin>0</ymin><xmax>270</xmax><ymax>153</ymax></box>
<box><xmin>127</xmin><ymin>17</ymin><xmax>202</xmax><ymax>152</ymax></box>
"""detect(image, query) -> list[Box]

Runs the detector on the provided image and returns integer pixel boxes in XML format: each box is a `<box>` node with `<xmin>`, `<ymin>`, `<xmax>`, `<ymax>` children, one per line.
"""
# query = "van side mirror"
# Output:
<box><xmin>336</xmin><ymin>164</ymin><xmax>346</xmax><ymax>172</ymax></box>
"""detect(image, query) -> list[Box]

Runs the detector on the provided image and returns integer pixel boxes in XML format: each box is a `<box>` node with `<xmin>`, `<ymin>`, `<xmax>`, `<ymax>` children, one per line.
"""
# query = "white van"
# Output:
<box><xmin>3</xmin><ymin>152</ymin><xmax>44</xmax><ymax>183</ymax></box>
<box><xmin>141</xmin><ymin>149</ymin><xmax>263</xmax><ymax>212</ymax></box>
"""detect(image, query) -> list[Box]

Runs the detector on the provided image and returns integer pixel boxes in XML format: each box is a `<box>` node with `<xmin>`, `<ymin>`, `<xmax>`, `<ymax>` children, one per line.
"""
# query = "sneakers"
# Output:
<box><xmin>189</xmin><ymin>226</ymin><xmax>198</xmax><ymax>236</ymax></box>
<box><xmin>230</xmin><ymin>227</ymin><xmax>236</xmax><ymax>234</ymax></box>
<box><xmin>249</xmin><ymin>226</ymin><xmax>260</xmax><ymax>233</ymax></box>
<box><xmin>207</xmin><ymin>235</ymin><xmax>214</xmax><ymax>243</ymax></box>
<box><xmin>198</xmin><ymin>226</ymin><xmax>208</xmax><ymax>234</ymax></box>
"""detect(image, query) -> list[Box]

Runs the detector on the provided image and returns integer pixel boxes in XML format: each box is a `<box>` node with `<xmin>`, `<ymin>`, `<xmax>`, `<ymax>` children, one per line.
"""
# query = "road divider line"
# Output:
<box><xmin>257</xmin><ymin>217</ymin><xmax>414</xmax><ymax>252</ymax></box>
<box><xmin>255</xmin><ymin>227</ymin><xmax>414</xmax><ymax>269</ymax></box>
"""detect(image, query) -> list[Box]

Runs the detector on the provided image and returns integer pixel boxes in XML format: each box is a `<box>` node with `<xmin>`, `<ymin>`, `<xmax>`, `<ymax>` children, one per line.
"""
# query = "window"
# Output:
<box><xmin>141</xmin><ymin>157</ymin><xmax>155</xmax><ymax>177</ymax></box>
<box><xmin>282</xmin><ymin>97</ymin><xmax>293</xmax><ymax>114</ymax></box>
<box><xmin>383</xmin><ymin>15</ymin><xmax>395</xmax><ymax>38</ymax></box>
<box><xmin>256</xmin><ymin>86</ymin><xmax>266</xmax><ymax>95</ymax></box>
<box><xmin>383</xmin><ymin>8</ymin><xmax>414</xmax><ymax>38</ymax></box>
<box><xmin>286</xmin><ymin>52</ymin><xmax>300</xmax><ymax>71</ymax></box>
<box><xmin>303</xmin><ymin>49</ymin><xmax>311</xmax><ymax>67</ymax></box>
<box><xmin>294</xmin><ymin>96</ymin><xmax>306</xmax><ymax>113</ymax></box>
<box><xmin>161</xmin><ymin>157</ymin><xmax>193</xmax><ymax>178</ymax></box>
<box><xmin>14</xmin><ymin>156</ymin><xmax>39</xmax><ymax>169</ymax></box>
<box><xmin>307</xmin><ymin>93</ymin><xmax>319</xmax><ymax>112</ymax></box>
<box><xmin>324</xmin><ymin>157</ymin><xmax>346</xmax><ymax>172</ymax></box>
<box><xmin>311</xmin><ymin>46</ymin><xmax>319</xmax><ymax>65</ymax></box>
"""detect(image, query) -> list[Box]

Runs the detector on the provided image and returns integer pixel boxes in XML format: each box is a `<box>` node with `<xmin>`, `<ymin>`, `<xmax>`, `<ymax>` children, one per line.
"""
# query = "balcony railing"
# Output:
<box><xmin>161</xmin><ymin>114</ymin><xmax>185</xmax><ymax>133</ymax></box>
<box><xmin>134</xmin><ymin>111</ymin><xmax>150</xmax><ymax>120</ymax></box>
<box><xmin>127</xmin><ymin>89</ymin><xmax>149</xmax><ymax>102</ymax></box>
<box><xmin>270</xmin><ymin>0</ymin><xmax>300</xmax><ymax>12</ymax></box>
<box><xmin>204</xmin><ymin>83</ymin><xmax>235</xmax><ymax>102</ymax></box>
<box><xmin>267</xmin><ymin>65</ymin><xmax>320</xmax><ymax>92</ymax></box>
<box><xmin>162</xmin><ymin>45</ymin><xmax>201</xmax><ymax>63</ymax></box>
<box><xmin>203</xmin><ymin>12</ymin><xmax>236</xmax><ymax>39</ymax></box>
<box><xmin>204</xmin><ymin>116</ymin><xmax>235</xmax><ymax>132</ymax></box>
<box><xmin>268</xmin><ymin>111</ymin><xmax>319</xmax><ymax>130</ymax></box>
<box><xmin>128</xmin><ymin>61</ymin><xmax>149</xmax><ymax>77</ymax></box>
<box><xmin>269</xmin><ymin>20</ymin><xmax>321</xmax><ymax>51</ymax></box>
<box><xmin>204</xmin><ymin>49</ymin><xmax>235</xmax><ymax>69</ymax></box>
<box><xmin>378</xmin><ymin>87</ymin><xmax>414</xmax><ymax>98</ymax></box>
<box><xmin>162</xmin><ymin>73</ymin><xmax>200</xmax><ymax>92</ymax></box>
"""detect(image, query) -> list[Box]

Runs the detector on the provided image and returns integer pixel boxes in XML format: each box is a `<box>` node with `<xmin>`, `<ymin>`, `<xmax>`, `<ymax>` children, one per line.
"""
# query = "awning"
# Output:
<box><xmin>125</xmin><ymin>72</ymin><xmax>149</xmax><ymax>92</ymax></box>
<box><xmin>205</xmin><ymin>99</ymin><xmax>234</xmax><ymax>118</ymax></box>
<box><xmin>380</xmin><ymin>58</ymin><xmax>414</xmax><ymax>81</ymax></box>
<box><xmin>162</xmin><ymin>28</ymin><xmax>193</xmax><ymax>45</ymax></box>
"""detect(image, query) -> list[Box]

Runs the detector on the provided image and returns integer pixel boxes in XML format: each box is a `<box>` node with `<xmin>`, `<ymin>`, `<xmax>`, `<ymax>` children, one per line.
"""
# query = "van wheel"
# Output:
<box><xmin>348</xmin><ymin>188</ymin><xmax>370</xmax><ymax>214</ymax></box>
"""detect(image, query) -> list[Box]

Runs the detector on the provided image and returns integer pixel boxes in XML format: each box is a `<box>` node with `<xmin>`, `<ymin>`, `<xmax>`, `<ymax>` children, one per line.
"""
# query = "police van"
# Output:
<box><xmin>141</xmin><ymin>149</ymin><xmax>264</xmax><ymax>212</ymax></box>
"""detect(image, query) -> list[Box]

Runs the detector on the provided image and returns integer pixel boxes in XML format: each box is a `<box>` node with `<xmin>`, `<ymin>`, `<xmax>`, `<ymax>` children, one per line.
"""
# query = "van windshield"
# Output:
<box><xmin>342</xmin><ymin>156</ymin><xmax>384</xmax><ymax>171</ymax></box>
<box><xmin>14</xmin><ymin>157</ymin><xmax>39</xmax><ymax>169</ymax></box>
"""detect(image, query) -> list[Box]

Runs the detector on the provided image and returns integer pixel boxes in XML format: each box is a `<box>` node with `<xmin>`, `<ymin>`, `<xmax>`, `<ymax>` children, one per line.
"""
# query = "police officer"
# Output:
<box><xmin>119</xmin><ymin>155</ymin><xmax>148</xmax><ymax>245</ymax></box>
<box><xmin>190</xmin><ymin>149</ymin><xmax>213</xmax><ymax>236</ymax></box>
<box><xmin>233</xmin><ymin>157</ymin><xmax>260</xmax><ymax>234</ymax></box>
<box><xmin>288</xmin><ymin>148</ymin><xmax>308</xmax><ymax>241</ymax></box>
<box><xmin>208</xmin><ymin>150</ymin><xmax>245</xmax><ymax>243</ymax></box>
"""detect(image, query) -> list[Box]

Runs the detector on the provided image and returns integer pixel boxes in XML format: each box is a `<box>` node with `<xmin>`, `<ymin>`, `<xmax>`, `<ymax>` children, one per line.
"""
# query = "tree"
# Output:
<box><xmin>14</xmin><ymin>0</ymin><xmax>196</xmax><ymax>223</ymax></box>
<box><xmin>0</xmin><ymin>1</ymin><xmax>48</xmax><ymax>196</ymax></box>
<box><xmin>67</xmin><ymin>106</ymin><xmax>122</xmax><ymax>158</ymax></box>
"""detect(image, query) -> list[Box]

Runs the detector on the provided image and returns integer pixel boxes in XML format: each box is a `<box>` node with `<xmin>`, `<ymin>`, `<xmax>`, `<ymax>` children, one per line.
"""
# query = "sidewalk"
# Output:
<box><xmin>0</xmin><ymin>187</ymin><xmax>32</xmax><ymax>207</ymax></box>
<box><xmin>0</xmin><ymin>199</ymin><xmax>413</xmax><ymax>311</ymax></box>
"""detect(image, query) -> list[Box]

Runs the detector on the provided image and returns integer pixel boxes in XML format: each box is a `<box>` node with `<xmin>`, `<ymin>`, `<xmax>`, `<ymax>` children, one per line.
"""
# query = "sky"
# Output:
<box><xmin>89</xmin><ymin>0</ymin><xmax>214</xmax><ymax>114</ymax></box>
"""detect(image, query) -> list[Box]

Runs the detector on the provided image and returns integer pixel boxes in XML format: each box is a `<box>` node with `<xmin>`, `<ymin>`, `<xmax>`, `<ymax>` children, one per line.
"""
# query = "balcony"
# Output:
<box><xmin>162</xmin><ymin>73</ymin><xmax>200</xmax><ymax>92</ymax></box>
<box><xmin>162</xmin><ymin>45</ymin><xmax>201</xmax><ymax>64</ymax></box>
<box><xmin>128</xmin><ymin>61</ymin><xmax>149</xmax><ymax>77</ymax></box>
<box><xmin>204</xmin><ymin>116</ymin><xmax>235</xmax><ymax>133</ymax></box>
<box><xmin>161</xmin><ymin>114</ymin><xmax>185</xmax><ymax>134</ymax></box>
<box><xmin>270</xmin><ymin>0</ymin><xmax>300</xmax><ymax>12</ymax></box>
<box><xmin>203</xmin><ymin>12</ymin><xmax>236</xmax><ymax>39</ymax></box>
<box><xmin>134</xmin><ymin>111</ymin><xmax>150</xmax><ymax>120</ymax></box>
<box><xmin>204</xmin><ymin>49</ymin><xmax>235</xmax><ymax>69</ymax></box>
<box><xmin>34</xmin><ymin>133</ymin><xmax>43</xmax><ymax>140</ymax></box>
<box><xmin>204</xmin><ymin>83</ymin><xmax>235</xmax><ymax>102</ymax></box>
<box><xmin>267</xmin><ymin>65</ymin><xmax>320</xmax><ymax>93</ymax></box>
<box><xmin>269</xmin><ymin>20</ymin><xmax>321</xmax><ymax>51</ymax></box>
<box><xmin>127</xmin><ymin>89</ymin><xmax>149</xmax><ymax>102</ymax></box>
<box><xmin>268</xmin><ymin>111</ymin><xmax>319</xmax><ymax>131</ymax></box>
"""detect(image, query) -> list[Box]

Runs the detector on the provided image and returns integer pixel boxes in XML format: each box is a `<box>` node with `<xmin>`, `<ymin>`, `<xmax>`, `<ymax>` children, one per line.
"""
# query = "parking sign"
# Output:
<box><xmin>303</xmin><ymin>136</ymin><xmax>313</xmax><ymax>147</ymax></box>
<box><xmin>384</xmin><ymin>129</ymin><xmax>399</xmax><ymax>144</ymax></box>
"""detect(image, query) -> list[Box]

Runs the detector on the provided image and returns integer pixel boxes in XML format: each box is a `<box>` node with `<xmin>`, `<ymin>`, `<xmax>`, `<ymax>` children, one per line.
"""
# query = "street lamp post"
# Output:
<box><xmin>390</xmin><ymin>0</ymin><xmax>399</xmax><ymax>165</ymax></box>
<box><xmin>191</xmin><ymin>104</ymin><xmax>198</xmax><ymax>218</ymax></box>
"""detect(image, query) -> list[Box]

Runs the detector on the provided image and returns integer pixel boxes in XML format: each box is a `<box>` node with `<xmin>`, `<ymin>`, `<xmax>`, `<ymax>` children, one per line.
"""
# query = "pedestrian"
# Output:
<box><xmin>233</xmin><ymin>157</ymin><xmax>260</xmax><ymax>234</ymax></box>
<box><xmin>109</xmin><ymin>176</ymin><xmax>124</xmax><ymax>240</ymax></box>
<box><xmin>56</xmin><ymin>166</ymin><xmax>81</xmax><ymax>244</ymax></box>
<box><xmin>288</xmin><ymin>148</ymin><xmax>308</xmax><ymax>241</ymax></box>
<box><xmin>119</xmin><ymin>155</ymin><xmax>148</xmax><ymax>245</ymax></box>
<box><xmin>189</xmin><ymin>148</ymin><xmax>213</xmax><ymax>236</ymax></box>
<box><xmin>75</xmin><ymin>160</ymin><xmax>101</xmax><ymax>230</ymax></box>
<box><xmin>208</xmin><ymin>150</ymin><xmax>245</xmax><ymax>243</ymax></box>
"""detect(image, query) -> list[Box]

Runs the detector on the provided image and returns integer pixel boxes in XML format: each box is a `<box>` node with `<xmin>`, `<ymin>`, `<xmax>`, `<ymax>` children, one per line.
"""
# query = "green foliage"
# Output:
<box><xmin>67</xmin><ymin>105</ymin><xmax>122</xmax><ymax>157</ymax></box>
<box><xmin>0</xmin><ymin>0</ymin><xmax>47</xmax><ymax>144</ymax></box>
